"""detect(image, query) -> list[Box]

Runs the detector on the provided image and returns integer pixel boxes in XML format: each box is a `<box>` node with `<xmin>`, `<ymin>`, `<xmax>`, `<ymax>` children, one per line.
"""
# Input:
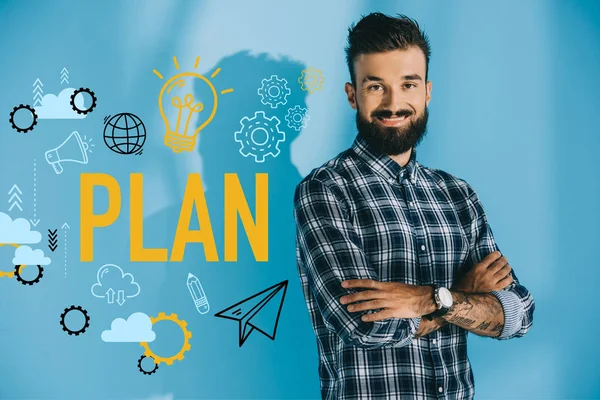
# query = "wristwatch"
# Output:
<box><xmin>423</xmin><ymin>285</ymin><xmax>453</xmax><ymax>321</ymax></box>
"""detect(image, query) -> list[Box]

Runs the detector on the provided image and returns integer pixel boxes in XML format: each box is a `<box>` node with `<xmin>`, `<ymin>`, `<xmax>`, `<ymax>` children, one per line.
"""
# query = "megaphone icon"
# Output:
<box><xmin>45</xmin><ymin>131</ymin><xmax>90</xmax><ymax>175</ymax></box>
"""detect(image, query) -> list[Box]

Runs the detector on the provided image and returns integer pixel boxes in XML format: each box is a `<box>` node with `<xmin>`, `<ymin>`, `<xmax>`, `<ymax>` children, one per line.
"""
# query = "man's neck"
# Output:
<box><xmin>387</xmin><ymin>147</ymin><xmax>413</xmax><ymax>168</ymax></box>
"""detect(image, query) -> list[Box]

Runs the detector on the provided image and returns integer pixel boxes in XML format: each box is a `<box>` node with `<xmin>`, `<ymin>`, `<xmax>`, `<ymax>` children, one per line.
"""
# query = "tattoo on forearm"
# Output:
<box><xmin>451</xmin><ymin>316</ymin><xmax>476</xmax><ymax>327</ymax></box>
<box><xmin>443</xmin><ymin>292</ymin><xmax>505</xmax><ymax>337</ymax></box>
<box><xmin>491</xmin><ymin>323</ymin><xmax>503</xmax><ymax>334</ymax></box>
<box><xmin>475</xmin><ymin>321</ymin><xmax>491</xmax><ymax>330</ymax></box>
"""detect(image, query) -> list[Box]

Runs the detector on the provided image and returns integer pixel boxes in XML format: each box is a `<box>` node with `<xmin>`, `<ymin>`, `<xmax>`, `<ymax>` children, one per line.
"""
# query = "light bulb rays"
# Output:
<box><xmin>154</xmin><ymin>56</ymin><xmax>233</xmax><ymax>153</ymax></box>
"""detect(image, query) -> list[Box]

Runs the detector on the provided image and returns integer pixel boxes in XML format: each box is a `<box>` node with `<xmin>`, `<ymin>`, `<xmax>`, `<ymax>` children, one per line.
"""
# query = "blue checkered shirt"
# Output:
<box><xmin>293</xmin><ymin>135</ymin><xmax>535</xmax><ymax>399</ymax></box>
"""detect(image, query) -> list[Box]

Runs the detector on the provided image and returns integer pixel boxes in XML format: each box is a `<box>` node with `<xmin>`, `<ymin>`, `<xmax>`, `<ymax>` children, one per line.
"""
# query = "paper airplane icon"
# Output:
<box><xmin>214</xmin><ymin>280</ymin><xmax>288</xmax><ymax>347</ymax></box>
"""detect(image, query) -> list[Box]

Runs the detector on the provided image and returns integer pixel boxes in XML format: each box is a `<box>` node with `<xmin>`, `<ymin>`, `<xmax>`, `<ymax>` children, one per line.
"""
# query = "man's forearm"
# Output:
<box><xmin>414</xmin><ymin>317</ymin><xmax>447</xmax><ymax>338</ymax></box>
<box><xmin>441</xmin><ymin>291</ymin><xmax>504</xmax><ymax>337</ymax></box>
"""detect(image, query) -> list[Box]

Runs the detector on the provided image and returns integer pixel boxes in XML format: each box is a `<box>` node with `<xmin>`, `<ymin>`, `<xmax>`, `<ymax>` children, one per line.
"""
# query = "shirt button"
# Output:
<box><xmin>420</xmin><ymin>244</ymin><xmax>425</xmax><ymax>251</ymax></box>
<box><xmin>438</xmin><ymin>387</ymin><xmax>443</xmax><ymax>393</ymax></box>
<box><xmin>388</xmin><ymin>178</ymin><xmax>394</xmax><ymax>184</ymax></box>
<box><xmin>432</xmin><ymin>338</ymin><xmax>437</xmax><ymax>345</ymax></box>
<box><xmin>408</xmin><ymin>201</ymin><xmax>413</xmax><ymax>206</ymax></box>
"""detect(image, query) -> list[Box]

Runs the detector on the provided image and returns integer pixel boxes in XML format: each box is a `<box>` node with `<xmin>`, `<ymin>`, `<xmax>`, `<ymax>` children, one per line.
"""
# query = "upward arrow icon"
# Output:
<box><xmin>8</xmin><ymin>184</ymin><xmax>22</xmax><ymax>195</ymax></box>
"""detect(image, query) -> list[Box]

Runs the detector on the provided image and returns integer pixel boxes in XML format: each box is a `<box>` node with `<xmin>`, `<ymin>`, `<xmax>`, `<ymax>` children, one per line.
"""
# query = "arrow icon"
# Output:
<box><xmin>107</xmin><ymin>288</ymin><xmax>115</xmax><ymax>304</ymax></box>
<box><xmin>117</xmin><ymin>290</ymin><xmax>125</xmax><ymax>306</ymax></box>
<box><xmin>60</xmin><ymin>67</ymin><xmax>69</xmax><ymax>85</ymax></box>
<box><xmin>33</xmin><ymin>78</ymin><xmax>43</xmax><ymax>106</ymax></box>
<box><xmin>62</xmin><ymin>222</ymin><xmax>69</xmax><ymax>278</ymax></box>
<box><xmin>8</xmin><ymin>185</ymin><xmax>23</xmax><ymax>212</ymax></box>
<box><xmin>29</xmin><ymin>159</ymin><xmax>40</xmax><ymax>227</ymax></box>
<box><xmin>48</xmin><ymin>229</ymin><xmax>58</xmax><ymax>252</ymax></box>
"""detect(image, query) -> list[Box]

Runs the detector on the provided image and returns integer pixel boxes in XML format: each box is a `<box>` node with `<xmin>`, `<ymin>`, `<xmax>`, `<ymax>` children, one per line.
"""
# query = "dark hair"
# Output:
<box><xmin>345</xmin><ymin>13</ymin><xmax>431</xmax><ymax>85</ymax></box>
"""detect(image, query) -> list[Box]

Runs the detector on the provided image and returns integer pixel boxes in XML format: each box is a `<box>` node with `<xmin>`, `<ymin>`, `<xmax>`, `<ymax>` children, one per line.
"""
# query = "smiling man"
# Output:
<box><xmin>293</xmin><ymin>12</ymin><xmax>535</xmax><ymax>400</ymax></box>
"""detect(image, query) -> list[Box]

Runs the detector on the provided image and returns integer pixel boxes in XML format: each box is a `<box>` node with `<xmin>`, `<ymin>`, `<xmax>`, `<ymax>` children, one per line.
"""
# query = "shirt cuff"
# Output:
<box><xmin>490</xmin><ymin>290</ymin><xmax>525</xmax><ymax>339</ymax></box>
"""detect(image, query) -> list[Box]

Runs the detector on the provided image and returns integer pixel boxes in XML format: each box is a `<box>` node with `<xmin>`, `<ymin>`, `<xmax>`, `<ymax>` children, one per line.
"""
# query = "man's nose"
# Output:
<box><xmin>382</xmin><ymin>88</ymin><xmax>406</xmax><ymax>112</ymax></box>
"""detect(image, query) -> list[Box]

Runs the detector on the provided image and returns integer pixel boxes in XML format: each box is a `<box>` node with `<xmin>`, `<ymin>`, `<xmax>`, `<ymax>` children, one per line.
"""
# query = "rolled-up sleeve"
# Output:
<box><xmin>294</xmin><ymin>177</ymin><xmax>420</xmax><ymax>348</ymax></box>
<box><xmin>464</xmin><ymin>183</ymin><xmax>535</xmax><ymax>340</ymax></box>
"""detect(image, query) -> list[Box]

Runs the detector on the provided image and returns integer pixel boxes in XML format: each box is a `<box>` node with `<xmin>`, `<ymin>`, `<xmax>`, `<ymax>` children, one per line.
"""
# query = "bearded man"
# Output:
<box><xmin>293</xmin><ymin>12</ymin><xmax>535</xmax><ymax>400</ymax></box>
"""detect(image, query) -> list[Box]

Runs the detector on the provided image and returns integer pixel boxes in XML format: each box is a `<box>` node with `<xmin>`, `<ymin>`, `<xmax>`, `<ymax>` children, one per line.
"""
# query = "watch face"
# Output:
<box><xmin>438</xmin><ymin>288</ymin><xmax>453</xmax><ymax>308</ymax></box>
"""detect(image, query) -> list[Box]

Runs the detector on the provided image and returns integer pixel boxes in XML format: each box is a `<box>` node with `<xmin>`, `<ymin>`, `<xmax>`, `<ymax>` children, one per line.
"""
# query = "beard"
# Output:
<box><xmin>356</xmin><ymin>105</ymin><xmax>429</xmax><ymax>156</ymax></box>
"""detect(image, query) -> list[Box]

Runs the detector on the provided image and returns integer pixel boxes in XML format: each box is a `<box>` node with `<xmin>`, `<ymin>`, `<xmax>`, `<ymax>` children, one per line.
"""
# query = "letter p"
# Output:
<box><xmin>80</xmin><ymin>173</ymin><xmax>121</xmax><ymax>261</ymax></box>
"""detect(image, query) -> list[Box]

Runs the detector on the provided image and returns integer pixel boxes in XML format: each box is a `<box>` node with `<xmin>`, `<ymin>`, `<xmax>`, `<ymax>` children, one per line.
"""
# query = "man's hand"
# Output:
<box><xmin>339</xmin><ymin>280</ymin><xmax>436</xmax><ymax>321</ymax></box>
<box><xmin>452</xmin><ymin>251</ymin><xmax>513</xmax><ymax>293</ymax></box>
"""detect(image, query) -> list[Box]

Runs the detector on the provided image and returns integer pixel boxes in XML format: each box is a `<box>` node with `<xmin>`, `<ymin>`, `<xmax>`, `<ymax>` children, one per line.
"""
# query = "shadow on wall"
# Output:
<box><xmin>143</xmin><ymin>50</ymin><xmax>322</xmax><ymax>399</ymax></box>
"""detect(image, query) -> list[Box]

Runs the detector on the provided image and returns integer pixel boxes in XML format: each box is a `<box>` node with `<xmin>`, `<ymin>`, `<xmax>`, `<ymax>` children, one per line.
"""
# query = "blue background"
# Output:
<box><xmin>0</xmin><ymin>0</ymin><xmax>598</xmax><ymax>399</ymax></box>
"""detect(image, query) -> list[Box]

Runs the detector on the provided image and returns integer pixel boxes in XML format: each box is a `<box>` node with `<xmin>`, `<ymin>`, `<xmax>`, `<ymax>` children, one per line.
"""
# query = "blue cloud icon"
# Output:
<box><xmin>101</xmin><ymin>312</ymin><xmax>156</xmax><ymax>342</ymax></box>
<box><xmin>12</xmin><ymin>245</ymin><xmax>51</xmax><ymax>265</ymax></box>
<box><xmin>34</xmin><ymin>88</ymin><xmax>87</xmax><ymax>119</ymax></box>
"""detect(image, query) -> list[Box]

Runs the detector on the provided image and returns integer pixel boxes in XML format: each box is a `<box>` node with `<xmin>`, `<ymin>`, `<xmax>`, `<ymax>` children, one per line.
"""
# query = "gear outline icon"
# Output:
<box><xmin>14</xmin><ymin>264</ymin><xmax>43</xmax><ymax>286</ymax></box>
<box><xmin>257</xmin><ymin>75</ymin><xmax>291</xmax><ymax>108</ymax></box>
<box><xmin>285</xmin><ymin>105</ymin><xmax>310</xmax><ymax>131</ymax></box>
<box><xmin>140</xmin><ymin>312</ymin><xmax>192</xmax><ymax>366</ymax></box>
<box><xmin>70</xmin><ymin>87</ymin><xmax>97</xmax><ymax>115</ymax></box>
<box><xmin>298</xmin><ymin>66</ymin><xmax>324</xmax><ymax>94</ymax></box>
<box><xmin>60</xmin><ymin>305</ymin><xmax>90</xmax><ymax>336</ymax></box>
<box><xmin>234</xmin><ymin>111</ymin><xmax>285</xmax><ymax>163</ymax></box>
<box><xmin>137</xmin><ymin>354</ymin><xmax>159</xmax><ymax>375</ymax></box>
<box><xmin>9</xmin><ymin>104</ymin><xmax>38</xmax><ymax>133</ymax></box>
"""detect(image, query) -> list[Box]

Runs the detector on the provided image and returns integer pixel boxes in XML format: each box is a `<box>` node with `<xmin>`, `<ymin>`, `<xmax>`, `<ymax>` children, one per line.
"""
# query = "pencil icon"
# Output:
<box><xmin>187</xmin><ymin>272</ymin><xmax>209</xmax><ymax>314</ymax></box>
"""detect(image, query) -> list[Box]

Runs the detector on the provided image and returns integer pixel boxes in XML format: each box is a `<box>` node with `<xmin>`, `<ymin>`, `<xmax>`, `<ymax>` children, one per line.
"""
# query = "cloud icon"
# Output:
<box><xmin>101</xmin><ymin>312</ymin><xmax>156</xmax><ymax>342</ymax></box>
<box><xmin>34</xmin><ymin>88</ymin><xmax>87</xmax><ymax>119</ymax></box>
<box><xmin>0</xmin><ymin>212</ymin><xmax>42</xmax><ymax>244</ymax></box>
<box><xmin>91</xmin><ymin>264</ymin><xmax>140</xmax><ymax>304</ymax></box>
<box><xmin>13</xmin><ymin>246</ymin><xmax>51</xmax><ymax>266</ymax></box>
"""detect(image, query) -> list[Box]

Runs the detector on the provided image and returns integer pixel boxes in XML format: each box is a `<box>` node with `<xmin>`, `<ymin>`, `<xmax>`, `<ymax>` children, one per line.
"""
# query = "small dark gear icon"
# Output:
<box><xmin>60</xmin><ymin>305</ymin><xmax>90</xmax><ymax>336</ymax></box>
<box><xmin>9</xmin><ymin>104</ymin><xmax>38</xmax><ymax>133</ymax></box>
<box><xmin>70</xmin><ymin>88</ymin><xmax>97</xmax><ymax>115</ymax></box>
<box><xmin>137</xmin><ymin>354</ymin><xmax>159</xmax><ymax>376</ymax></box>
<box><xmin>14</xmin><ymin>264</ymin><xmax>43</xmax><ymax>286</ymax></box>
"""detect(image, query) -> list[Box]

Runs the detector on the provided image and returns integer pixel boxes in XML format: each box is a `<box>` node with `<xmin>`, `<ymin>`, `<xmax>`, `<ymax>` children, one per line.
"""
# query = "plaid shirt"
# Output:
<box><xmin>293</xmin><ymin>135</ymin><xmax>535</xmax><ymax>399</ymax></box>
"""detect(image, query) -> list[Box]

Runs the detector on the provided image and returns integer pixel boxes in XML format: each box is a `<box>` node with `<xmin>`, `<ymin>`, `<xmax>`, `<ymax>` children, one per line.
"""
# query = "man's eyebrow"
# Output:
<box><xmin>362</xmin><ymin>75</ymin><xmax>383</xmax><ymax>84</ymax></box>
<box><xmin>403</xmin><ymin>74</ymin><xmax>423</xmax><ymax>81</ymax></box>
<box><xmin>361</xmin><ymin>74</ymin><xmax>423</xmax><ymax>84</ymax></box>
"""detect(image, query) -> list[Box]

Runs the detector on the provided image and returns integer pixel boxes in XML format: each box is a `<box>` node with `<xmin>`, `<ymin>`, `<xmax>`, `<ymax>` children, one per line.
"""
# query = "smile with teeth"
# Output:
<box><xmin>377</xmin><ymin>115</ymin><xmax>410</xmax><ymax>125</ymax></box>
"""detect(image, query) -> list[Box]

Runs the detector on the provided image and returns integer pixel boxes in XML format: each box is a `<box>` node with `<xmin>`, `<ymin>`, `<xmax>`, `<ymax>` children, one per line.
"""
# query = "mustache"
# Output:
<box><xmin>372</xmin><ymin>109</ymin><xmax>413</xmax><ymax>119</ymax></box>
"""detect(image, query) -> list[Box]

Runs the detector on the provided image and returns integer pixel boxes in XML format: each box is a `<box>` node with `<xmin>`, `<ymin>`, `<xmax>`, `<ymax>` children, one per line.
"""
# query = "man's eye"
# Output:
<box><xmin>368</xmin><ymin>84</ymin><xmax>383</xmax><ymax>91</ymax></box>
<box><xmin>405</xmin><ymin>83</ymin><xmax>417</xmax><ymax>89</ymax></box>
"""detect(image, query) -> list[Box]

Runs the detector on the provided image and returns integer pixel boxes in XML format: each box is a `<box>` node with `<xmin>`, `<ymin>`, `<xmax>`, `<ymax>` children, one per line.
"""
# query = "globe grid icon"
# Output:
<box><xmin>103</xmin><ymin>113</ymin><xmax>146</xmax><ymax>155</ymax></box>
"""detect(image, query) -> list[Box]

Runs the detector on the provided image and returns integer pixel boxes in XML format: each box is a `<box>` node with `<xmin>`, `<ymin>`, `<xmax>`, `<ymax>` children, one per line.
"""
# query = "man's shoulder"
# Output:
<box><xmin>296</xmin><ymin>147</ymin><xmax>356</xmax><ymax>192</ymax></box>
<box><xmin>419</xmin><ymin>165</ymin><xmax>477</xmax><ymax>200</ymax></box>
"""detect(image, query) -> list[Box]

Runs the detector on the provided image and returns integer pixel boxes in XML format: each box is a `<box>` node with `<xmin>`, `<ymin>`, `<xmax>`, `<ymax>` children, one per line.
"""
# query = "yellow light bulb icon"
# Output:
<box><xmin>154</xmin><ymin>56</ymin><xmax>233</xmax><ymax>153</ymax></box>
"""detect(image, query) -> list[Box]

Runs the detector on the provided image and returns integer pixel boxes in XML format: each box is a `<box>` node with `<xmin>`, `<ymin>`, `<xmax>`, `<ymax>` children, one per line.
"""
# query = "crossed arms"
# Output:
<box><xmin>294</xmin><ymin>178</ymin><xmax>535</xmax><ymax>348</ymax></box>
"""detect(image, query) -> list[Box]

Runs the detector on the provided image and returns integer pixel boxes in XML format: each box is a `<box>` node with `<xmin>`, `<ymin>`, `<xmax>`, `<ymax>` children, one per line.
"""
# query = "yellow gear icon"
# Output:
<box><xmin>0</xmin><ymin>243</ymin><xmax>25</xmax><ymax>278</ymax></box>
<box><xmin>140</xmin><ymin>312</ymin><xmax>192</xmax><ymax>365</ymax></box>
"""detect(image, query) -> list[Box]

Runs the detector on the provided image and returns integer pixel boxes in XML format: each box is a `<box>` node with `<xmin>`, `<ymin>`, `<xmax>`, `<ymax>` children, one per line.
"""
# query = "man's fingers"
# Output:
<box><xmin>477</xmin><ymin>251</ymin><xmax>502</xmax><ymax>268</ymax></box>
<box><xmin>342</xmin><ymin>279</ymin><xmax>382</xmax><ymax>289</ymax></box>
<box><xmin>340</xmin><ymin>290</ymin><xmax>385</xmax><ymax>305</ymax></box>
<box><xmin>488</xmin><ymin>256</ymin><xmax>508</xmax><ymax>273</ymax></box>
<box><xmin>494</xmin><ymin>264</ymin><xmax>512</xmax><ymax>278</ymax></box>
<box><xmin>496</xmin><ymin>273</ymin><xmax>514</xmax><ymax>289</ymax></box>
<box><xmin>362</xmin><ymin>309</ymin><xmax>395</xmax><ymax>322</ymax></box>
<box><xmin>347</xmin><ymin>299</ymin><xmax>389</xmax><ymax>313</ymax></box>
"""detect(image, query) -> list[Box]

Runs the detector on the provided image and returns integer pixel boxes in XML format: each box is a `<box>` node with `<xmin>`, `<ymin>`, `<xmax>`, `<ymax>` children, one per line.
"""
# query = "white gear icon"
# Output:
<box><xmin>234</xmin><ymin>111</ymin><xmax>286</xmax><ymax>163</ymax></box>
<box><xmin>285</xmin><ymin>105</ymin><xmax>310</xmax><ymax>131</ymax></box>
<box><xmin>257</xmin><ymin>75</ymin><xmax>291</xmax><ymax>108</ymax></box>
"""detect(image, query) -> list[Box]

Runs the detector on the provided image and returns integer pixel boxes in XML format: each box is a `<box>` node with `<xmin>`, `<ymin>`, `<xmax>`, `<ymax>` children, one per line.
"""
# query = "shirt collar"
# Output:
<box><xmin>351</xmin><ymin>134</ymin><xmax>419</xmax><ymax>185</ymax></box>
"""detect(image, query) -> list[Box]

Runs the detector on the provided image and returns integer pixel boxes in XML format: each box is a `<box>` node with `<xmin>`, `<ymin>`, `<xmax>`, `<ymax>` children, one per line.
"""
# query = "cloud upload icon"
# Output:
<box><xmin>91</xmin><ymin>263</ymin><xmax>141</xmax><ymax>306</ymax></box>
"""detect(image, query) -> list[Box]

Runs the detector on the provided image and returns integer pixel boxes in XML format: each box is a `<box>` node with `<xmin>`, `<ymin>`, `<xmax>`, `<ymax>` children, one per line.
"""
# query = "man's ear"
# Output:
<box><xmin>425</xmin><ymin>80</ymin><xmax>432</xmax><ymax>107</ymax></box>
<box><xmin>344</xmin><ymin>82</ymin><xmax>357</xmax><ymax>110</ymax></box>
